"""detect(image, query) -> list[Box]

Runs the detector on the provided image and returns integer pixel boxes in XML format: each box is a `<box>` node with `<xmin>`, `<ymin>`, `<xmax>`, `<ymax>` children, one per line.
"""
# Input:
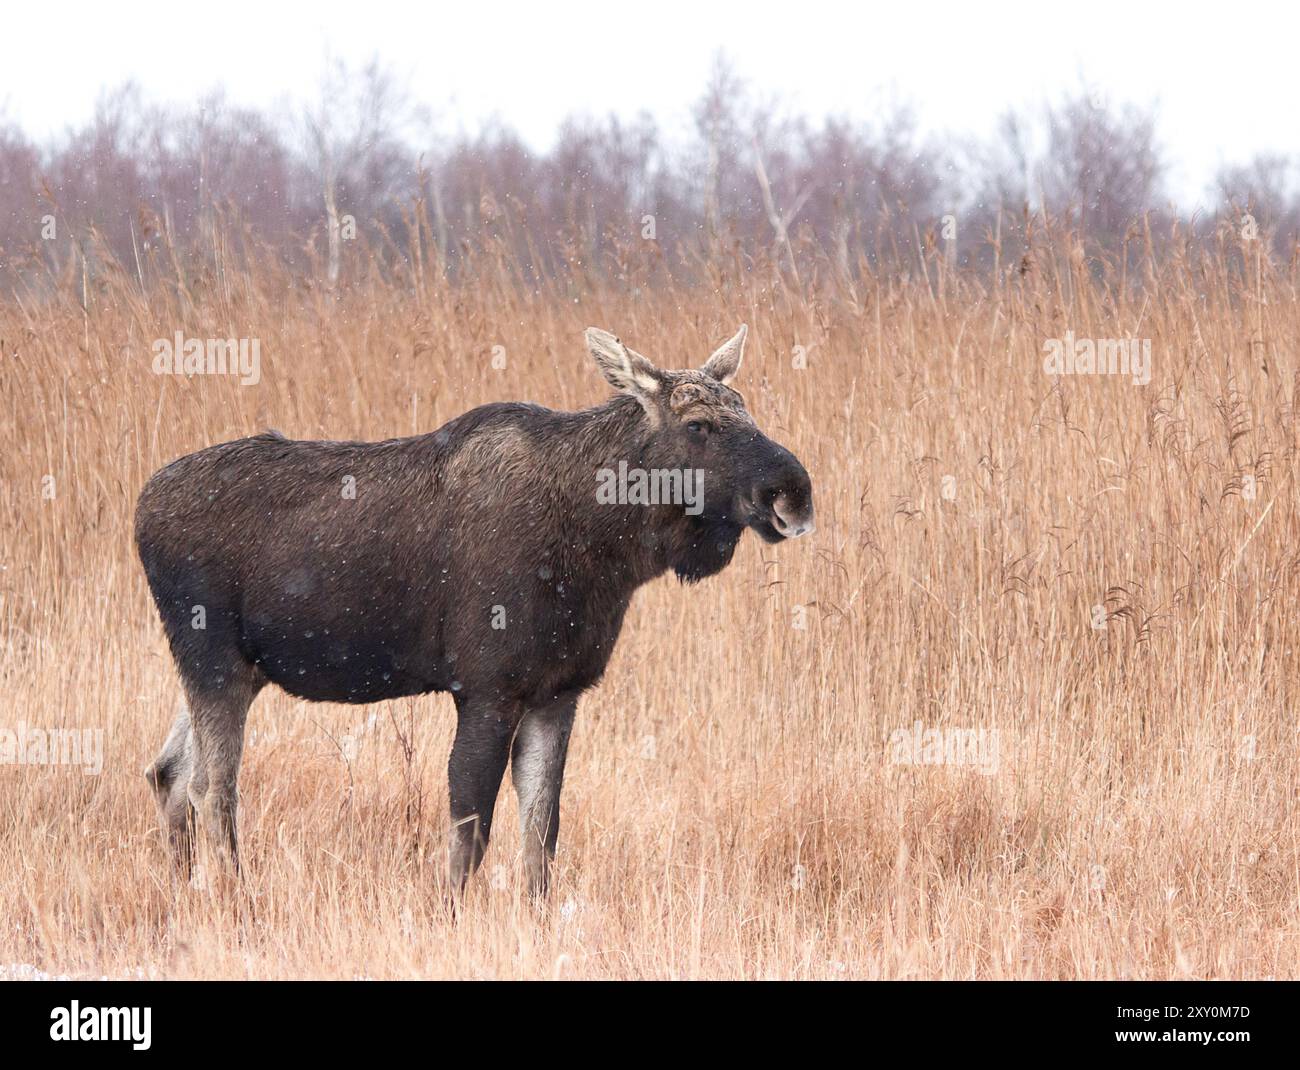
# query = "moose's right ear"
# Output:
<box><xmin>585</xmin><ymin>328</ymin><xmax>662</xmax><ymax>406</ymax></box>
<box><xmin>701</xmin><ymin>324</ymin><xmax>746</xmax><ymax>384</ymax></box>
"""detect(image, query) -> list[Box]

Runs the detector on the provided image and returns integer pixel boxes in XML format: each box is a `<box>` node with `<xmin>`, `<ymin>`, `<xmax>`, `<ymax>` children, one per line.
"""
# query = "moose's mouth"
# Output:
<box><xmin>749</xmin><ymin>515</ymin><xmax>788</xmax><ymax>543</ymax></box>
<box><xmin>735</xmin><ymin>493</ymin><xmax>774</xmax><ymax>540</ymax></box>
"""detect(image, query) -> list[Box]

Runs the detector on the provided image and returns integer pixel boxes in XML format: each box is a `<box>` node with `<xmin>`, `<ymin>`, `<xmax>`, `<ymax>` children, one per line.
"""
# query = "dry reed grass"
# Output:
<box><xmin>2</xmin><ymin>222</ymin><xmax>1298</xmax><ymax>978</ymax></box>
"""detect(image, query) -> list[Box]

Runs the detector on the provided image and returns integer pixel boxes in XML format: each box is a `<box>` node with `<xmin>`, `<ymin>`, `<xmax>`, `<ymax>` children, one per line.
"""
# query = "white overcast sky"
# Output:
<box><xmin>4</xmin><ymin>0</ymin><xmax>1295</xmax><ymax>208</ymax></box>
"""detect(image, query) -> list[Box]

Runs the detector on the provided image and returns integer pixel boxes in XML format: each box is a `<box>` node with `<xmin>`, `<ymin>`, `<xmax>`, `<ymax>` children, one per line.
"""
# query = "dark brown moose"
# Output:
<box><xmin>136</xmin><ymin>325</ymin><xmax>814</xmax><ymax>896</ymax></box>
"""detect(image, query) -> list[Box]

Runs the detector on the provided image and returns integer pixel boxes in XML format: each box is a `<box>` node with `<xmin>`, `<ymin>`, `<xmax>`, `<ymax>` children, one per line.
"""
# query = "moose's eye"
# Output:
<box><xmin>686</xmin><ymin>420</ymin><xmax>710</xmax><ymax>439</ymax></box>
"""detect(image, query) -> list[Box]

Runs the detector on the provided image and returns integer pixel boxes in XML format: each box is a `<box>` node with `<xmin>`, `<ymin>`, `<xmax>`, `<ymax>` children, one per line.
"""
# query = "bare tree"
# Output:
<box><xmin>1037</xmin><ymin>93</ymin><xmax>1164</xmax><ymax>246</ymax></box>
<box><xmin>1213</xmin><ymin>155</ymin><xmax>1300</xmax><ymax>259</ymax></box>
<box><xmin>302</xmin><ymin>57</ymin><xmax>428</xmax><ymax>284</ymax></box>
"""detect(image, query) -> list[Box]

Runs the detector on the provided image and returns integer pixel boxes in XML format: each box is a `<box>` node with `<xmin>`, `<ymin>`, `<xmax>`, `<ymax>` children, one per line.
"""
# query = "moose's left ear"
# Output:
<box><xmin>585</xmin><ymin>328</ymin><xmax>663</xmax><ymax>400</ymax></box>
<box><xmin>702</xmin><ymin>324</ymin><xmax>747</xmax><ymax>385</ymax></box>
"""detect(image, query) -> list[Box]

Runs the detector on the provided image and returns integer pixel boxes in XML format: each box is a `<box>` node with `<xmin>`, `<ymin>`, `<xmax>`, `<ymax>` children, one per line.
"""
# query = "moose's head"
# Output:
<box><xmin>585</xmin><ymin>324</ymin><xmax>815</xmax><ymax>551</ymax></box>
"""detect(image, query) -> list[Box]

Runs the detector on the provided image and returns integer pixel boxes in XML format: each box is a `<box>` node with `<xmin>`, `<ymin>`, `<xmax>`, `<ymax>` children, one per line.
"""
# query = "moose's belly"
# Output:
<box><xmin>236</xmin><ymin>555</ymin><xmax>636</xmax><ymax>706</ymax></box>
<box><xmin>239</xmin><ymin>584</ymin><xmax>447</xmax><ymax>703</ymax></box>
<box><xmin>245</xmin><ymin>610</ymin><xmax>612</xmax><ymax>706</ymax></box>
<box><xmin>244</xmin><ymin>620</ymin><xmax>445</xmax><ymax>702</ymax></box>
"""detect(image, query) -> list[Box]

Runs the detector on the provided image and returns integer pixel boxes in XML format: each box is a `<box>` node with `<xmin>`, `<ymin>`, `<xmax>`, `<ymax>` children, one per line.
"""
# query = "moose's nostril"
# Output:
<box><xmin>772</xmin><ymin>497</ymin><xmax>815</xmax><ymax>538</ymax></box>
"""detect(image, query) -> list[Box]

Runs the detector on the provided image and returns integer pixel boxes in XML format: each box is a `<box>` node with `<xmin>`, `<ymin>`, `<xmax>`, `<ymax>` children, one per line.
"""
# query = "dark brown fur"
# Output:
<box><xmin>137</xmin><ymin>326</ymin><xmax>813</xmax><ymax>895</ymax></box>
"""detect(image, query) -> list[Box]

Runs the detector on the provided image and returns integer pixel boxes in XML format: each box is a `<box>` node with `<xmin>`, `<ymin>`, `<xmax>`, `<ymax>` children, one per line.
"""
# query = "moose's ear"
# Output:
<box><xmin>701</xmin><ymin>324</ymin><xmax>747</xmax><ymax>384</ymax></box>
<box><xmin>585</xmin><ymin>328</ymin><xmax>662</xmax><ymax>404</ymax></box>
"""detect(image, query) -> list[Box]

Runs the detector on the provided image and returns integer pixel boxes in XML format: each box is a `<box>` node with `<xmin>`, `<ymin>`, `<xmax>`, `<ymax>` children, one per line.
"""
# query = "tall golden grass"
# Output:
<box><xmin>2</xmin><ymin>220</ymin><xmax>1298</xmax><ymax>979</ymax></box>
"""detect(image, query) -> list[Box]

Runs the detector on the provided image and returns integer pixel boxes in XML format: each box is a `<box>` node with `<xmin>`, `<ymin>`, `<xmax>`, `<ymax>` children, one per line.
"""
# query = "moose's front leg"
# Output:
<box><xmin>447</xmin><ymin>695</ymin><xmax>516</xmax><ymax>894</ymax></box>
<box><xmin>511</xmin><ymin>694</ymin><xmax>577</xmax><ymax>897</ymax></box>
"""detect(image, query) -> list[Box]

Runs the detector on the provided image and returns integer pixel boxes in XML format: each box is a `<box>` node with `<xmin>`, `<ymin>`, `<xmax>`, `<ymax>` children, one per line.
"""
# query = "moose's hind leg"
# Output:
<box><xmin>144</xmin><ymin>705</ymin><xmax>196</xmax><ymax>876</ymax></box>
<box><xmin>183</xmin><ymin>663</ymin><xmax>264</xmax><ymax>871</ymax></box>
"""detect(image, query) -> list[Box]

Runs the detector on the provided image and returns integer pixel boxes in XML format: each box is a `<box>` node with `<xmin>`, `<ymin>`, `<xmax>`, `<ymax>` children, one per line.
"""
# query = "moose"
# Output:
<box><xmin>136</xmin><ymin>325</ymin><xmax>814</xmax><ymax>896</ymax></box>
